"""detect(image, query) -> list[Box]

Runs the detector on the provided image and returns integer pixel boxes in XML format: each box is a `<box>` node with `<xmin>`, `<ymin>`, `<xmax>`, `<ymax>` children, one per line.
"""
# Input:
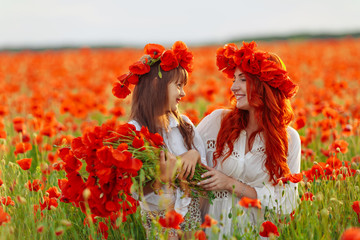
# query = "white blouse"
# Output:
<box><xmin>196</xmin><ymin>109</ymin><xmax>301</xmax><ymax>237</ymax></box>
<box><xmin>129</xmin><ymin>114</ymin><xmax>207</xmax><ymax>217</ymax></box>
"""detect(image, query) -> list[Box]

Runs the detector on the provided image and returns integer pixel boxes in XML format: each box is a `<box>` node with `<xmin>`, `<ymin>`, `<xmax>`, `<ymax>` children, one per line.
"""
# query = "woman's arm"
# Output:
<box><xmin>198</xmin><ymin>165</ymin><xmax>258</xmax><ymax>199</ymax></box>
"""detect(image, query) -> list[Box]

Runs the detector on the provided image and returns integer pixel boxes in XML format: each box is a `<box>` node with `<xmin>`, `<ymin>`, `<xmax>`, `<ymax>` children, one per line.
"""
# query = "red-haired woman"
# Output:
<box><xmin>197</xmin><ymin>42</ymin><xmax>301</xmax><ymax>238</ymax></box>
<box><xmin>114</xmin><ymin>41</ymin><xmax>207</xmax><ymax>239</ymax></box>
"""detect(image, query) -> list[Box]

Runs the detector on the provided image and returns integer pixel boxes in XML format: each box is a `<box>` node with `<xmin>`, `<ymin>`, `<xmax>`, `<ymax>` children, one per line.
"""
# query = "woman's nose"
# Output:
<box><xmin>231</xmin><ymin>81</ymin><xmax>240</xmax><ymax>92</ymax></box>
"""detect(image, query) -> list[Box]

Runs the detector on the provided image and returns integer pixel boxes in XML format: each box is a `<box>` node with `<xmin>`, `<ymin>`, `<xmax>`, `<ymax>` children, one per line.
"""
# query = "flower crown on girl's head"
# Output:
<box><xmin>113</xmin><ymin>41</ymin><xmax>194</xmax><ymax>99</ymax></box>
<box><xmin>216</xmin><ymin>41</ymin><xmax>298</xmax><ymax>99</ymax></box>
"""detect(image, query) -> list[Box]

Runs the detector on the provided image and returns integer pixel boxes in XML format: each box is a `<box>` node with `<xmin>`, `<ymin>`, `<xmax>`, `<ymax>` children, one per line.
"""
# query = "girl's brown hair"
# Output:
<box><xmin>130</xmin><ymin>60</ymin><xmax>195</xmax><ymax>150</ymax></box>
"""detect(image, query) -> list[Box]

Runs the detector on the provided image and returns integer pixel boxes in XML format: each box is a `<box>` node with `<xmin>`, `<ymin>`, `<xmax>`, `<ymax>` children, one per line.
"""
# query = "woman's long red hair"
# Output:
<box><xmin>214</xmin><ymin>53</ymin><xmax>294</xmax><ymax>184</ymax></box>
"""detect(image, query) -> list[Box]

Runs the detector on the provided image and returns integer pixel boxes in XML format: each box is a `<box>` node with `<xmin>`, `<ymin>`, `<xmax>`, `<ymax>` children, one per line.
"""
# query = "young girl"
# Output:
<box><xmin>117</xmin><ymin>41</ymin><xmax>207</xmax><ymax>239</ymax></box>
<box><xmin>197</xmin><ymin>42</ymin><xmax>301</xmax><ymax>238</ymax></box>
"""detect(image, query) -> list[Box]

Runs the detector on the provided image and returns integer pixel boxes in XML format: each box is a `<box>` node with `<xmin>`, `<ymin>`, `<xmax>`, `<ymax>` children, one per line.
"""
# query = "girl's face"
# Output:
<box><xmin>231</xmin><ymin>68</ymin><xmax>252</xmax><ymax>110</ymax></box>
<box><xmin>167</xmin><ymin>78</ymin><xmax>186</xmax><ymax>112</ymax></box>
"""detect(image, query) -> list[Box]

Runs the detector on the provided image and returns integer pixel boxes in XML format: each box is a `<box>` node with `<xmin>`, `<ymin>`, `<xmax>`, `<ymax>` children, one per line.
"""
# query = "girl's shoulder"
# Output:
<box><xmin>128</xmin><ymin>119</ymin><xmax>141</xmax><ymax>131</ymax></box>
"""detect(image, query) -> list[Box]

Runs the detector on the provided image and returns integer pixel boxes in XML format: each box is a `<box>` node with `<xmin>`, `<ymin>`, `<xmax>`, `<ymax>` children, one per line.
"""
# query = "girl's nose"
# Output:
<box><xmin>180</xmin><ymin>88</ymin><xmax>186</xmax><ymax>97</ymax></box>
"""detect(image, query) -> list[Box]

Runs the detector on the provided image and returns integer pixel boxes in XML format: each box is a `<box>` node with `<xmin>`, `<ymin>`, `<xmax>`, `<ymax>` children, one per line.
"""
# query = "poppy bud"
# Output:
<box><xmin>211</xmin><ymin>225</ymin><xmax>220</xmax><ymax>234</ymax></box>
<box><xmin>83</xmin><ymin>188</ymin><xmax>91</xmax><ymax>200</ymax></box>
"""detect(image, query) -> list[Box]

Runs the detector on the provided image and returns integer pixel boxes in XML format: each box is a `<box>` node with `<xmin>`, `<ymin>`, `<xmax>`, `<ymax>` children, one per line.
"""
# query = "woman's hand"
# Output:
<box><xmin>159</xmin><ymin>150</ymin><xmax>178</xmax><ymax>183</ymax></box>
<box><xmin>178</xmin><ymin>149</ymin><xmax>200</xmax><ymax>180</ymax></box>
<box><xmin>198</xmin><ymin>165</ymin><xmax>234</xmax><ymax>191</ymax></box>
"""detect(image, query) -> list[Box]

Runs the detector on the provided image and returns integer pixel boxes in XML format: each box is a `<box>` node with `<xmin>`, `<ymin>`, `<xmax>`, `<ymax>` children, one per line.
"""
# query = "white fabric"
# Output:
<box><xmin>196</xmin><ymin>109</ymin><xmax>301</xmax><ymax>238</ymax></box>
<box><xmin>129</xmin><ymin>114</ymin><xmax>207</xmax><ymax>217</ymax></box>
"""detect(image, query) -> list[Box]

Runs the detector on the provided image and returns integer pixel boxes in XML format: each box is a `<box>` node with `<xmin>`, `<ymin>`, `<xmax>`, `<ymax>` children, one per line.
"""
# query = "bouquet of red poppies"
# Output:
<box><xmin>57</xmin><ymin>120</ymin><xmax>214</xmax><ymax>221</ymax></box>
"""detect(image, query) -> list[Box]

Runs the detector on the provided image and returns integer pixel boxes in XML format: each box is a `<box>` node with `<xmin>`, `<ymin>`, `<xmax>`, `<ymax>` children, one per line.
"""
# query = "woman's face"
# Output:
<box><xmin>167</xmin><ymin>78</ymin><xmax>186</xmax><ymax>112</ymax></box>
<box><xmin>231</xmin><ymin>68</ymin><xmax>251</xmax><ymax>110</ymax></box>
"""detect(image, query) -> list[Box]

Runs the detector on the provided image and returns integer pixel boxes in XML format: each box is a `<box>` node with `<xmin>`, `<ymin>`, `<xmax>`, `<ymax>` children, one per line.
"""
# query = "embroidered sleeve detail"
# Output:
<box><xmin>206</xmin><ymin>139</ymin><xmax>216</xmax><ymax>149</ymax></box>
<box><xmin>255</xmin><ymin>146</ymin><xmax>266</xmax><ymax>153</ymax></box>
<box><xmin>214</xmin><ymin>190</ymin><xmax>229</xmax><ymax>199</ymax></box>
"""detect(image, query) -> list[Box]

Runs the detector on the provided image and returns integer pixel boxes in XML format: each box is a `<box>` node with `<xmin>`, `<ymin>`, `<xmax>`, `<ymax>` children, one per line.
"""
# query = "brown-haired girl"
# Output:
<box><xmin>197</xmin><ymin>42</ymin><xmax>301</xmax><ymax>238</ymax></box>
<box><xmin>115</xmin><ymin>41</ymin><xmax>207</xmax><ymax>239</ymax></box>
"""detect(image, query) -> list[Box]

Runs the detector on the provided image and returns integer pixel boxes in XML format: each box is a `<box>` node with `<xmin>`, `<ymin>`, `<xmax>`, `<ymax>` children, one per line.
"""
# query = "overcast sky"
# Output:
<box><xmin>1</xmin><ymin>0</ymin><xmax>360</xmax><ymax>48</ymax></box>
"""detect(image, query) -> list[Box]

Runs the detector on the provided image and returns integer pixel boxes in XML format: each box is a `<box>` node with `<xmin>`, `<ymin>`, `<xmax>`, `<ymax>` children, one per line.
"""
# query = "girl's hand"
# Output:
<box><xmin>178</xmin><ymin>149</ymin><xmax>200</xmax><ymax>180</ymax></box>
<box><xmin>159</xmin><ymin>150</ymin><xmax>178</xmax><ymax>183</ymax></box>
<box><xmin>198</xmin><ymin>165</ymin><xmax>233</xmax><ymax>191</ymax></box>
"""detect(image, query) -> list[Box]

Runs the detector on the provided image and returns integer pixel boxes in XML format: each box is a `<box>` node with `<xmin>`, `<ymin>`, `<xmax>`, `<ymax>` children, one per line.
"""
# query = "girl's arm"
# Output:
<box><xmin>178</xmin><ymin>149</ymin><xmax>201</xmax><ymax>180</ymax></box>
<box><xmin>142</xmin><ymin>150</ymin><xmax>179</xmax><ymax>195</ymax></box>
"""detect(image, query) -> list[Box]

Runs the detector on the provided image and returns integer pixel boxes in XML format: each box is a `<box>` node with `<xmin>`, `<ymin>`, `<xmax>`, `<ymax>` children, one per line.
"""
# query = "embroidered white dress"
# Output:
<box><xmin>196</xmin><ymin>109</ymin><xmax>301</xmax><ymax>238</ymax></box>
<box><xmin>129</xmin><ymin>114</ymin><xmax>207</xmax><ymax>217</ymax></box>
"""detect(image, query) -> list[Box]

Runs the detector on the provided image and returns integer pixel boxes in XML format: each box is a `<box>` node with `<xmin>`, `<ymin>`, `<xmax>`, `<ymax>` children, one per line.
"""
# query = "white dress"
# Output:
<box><xmin>129</xmin><ymin>114</ymin><xmax>207</xmax><ymax>217</ymax></box>
<box><xmin>196</xmin><ymin>109</ymin><xmax>301</xmax><ymax>238</ymax></box>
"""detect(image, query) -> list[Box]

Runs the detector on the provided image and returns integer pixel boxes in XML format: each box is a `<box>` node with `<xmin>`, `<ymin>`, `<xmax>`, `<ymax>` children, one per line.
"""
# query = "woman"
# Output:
<box><xmin>197</xmin><ymin>42</ymin><xmax>301</xmax><ymax>238</ymax></box>
<box><xmin>114</xmin><ymin>41</ymin><xmax>207</xmax><ymax>239</ymax></box>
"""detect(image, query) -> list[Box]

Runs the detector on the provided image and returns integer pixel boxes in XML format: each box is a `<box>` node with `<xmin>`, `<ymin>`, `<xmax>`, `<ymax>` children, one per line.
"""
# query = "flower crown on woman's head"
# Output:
<box><xmin>113</xmin><ymin>41</ymin><xmax>194</xmax><ymax>99</ymax></box>
<box><xmin>216</xmin><ymin>41</ymin><xmax>298</xmax><ymax>99</ymax></box>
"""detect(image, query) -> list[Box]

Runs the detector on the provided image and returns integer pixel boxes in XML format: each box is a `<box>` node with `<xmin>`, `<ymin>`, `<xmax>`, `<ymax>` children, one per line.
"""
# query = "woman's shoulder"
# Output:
<box><xmin>286</xmin><ymin>126</ymin><xmax>300</xmax><ymax>139</ymax></box>
<box><xmin>201</xmin><ymin>108</ymin><xmax>230</xmax><ymax>124</ymax></box>
<box><xmin>286</xmin><ymin>126</ymin><xmax>301</xmax><ymax>148</ymax></box>
<box><xmin>196</xmin><ymin>108</ymin><xmax>230</xmax><ymax>136</ymax></box>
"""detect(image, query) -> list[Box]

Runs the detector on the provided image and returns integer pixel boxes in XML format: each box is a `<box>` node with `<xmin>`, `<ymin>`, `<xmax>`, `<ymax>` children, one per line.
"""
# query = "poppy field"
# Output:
<box><xmin>0</xmin><ymin>38</ymin><xmax>360</xmax><ymax>239</ymax></box>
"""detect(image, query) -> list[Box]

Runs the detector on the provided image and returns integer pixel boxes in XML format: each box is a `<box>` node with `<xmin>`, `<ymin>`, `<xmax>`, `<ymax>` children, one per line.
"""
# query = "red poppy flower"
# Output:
<box><xmin>293</xmin><ymin>116</ymin><xmax>306</xmax><ymax>130</ymax></box>
<box><xmin>129</xmin><ymin>61</ymin><xmax>151</xmax><ymax>75</ymax></box>
<box><xmin>340</xmin><ymin>227</ymin><xmax>360</xmax><ymax>240</ymax></box>
<box><xmin>194</xmin><ymin>230</ymin><xmax>207</xmax><ymax>240</ymax></box>
<box><xmin>55</xmin><ymin>228</ymin><xmax>64</xmax><ymax>236</ymax></box>
<box><xmin>301</xmin><ymin>192</ymin><xmax>314</xmax><ymax>201</ymax></box>
<box><xmin>112</xmin><ymin>81</ymin><xmax>131</xmax><ymax>99</ymax></box>
<box><xmin>13</xmin><ymin>117</ymin><xmax>25</xmax><ymax>133</ymax></box>
<box><xmin>37</xmin><ymin>225</ymin><xmax>45</xmax><ymax>233</ymax></box>
<box><xmin>326</xmin><ymin>155</ymin><xmax>342</xmax><ymax>169</ymax></box>
<box><xmin>329</xmin><ymin>140</ymin><xmax>349</xmax><ymax>154</ymax></box>
<box><xmin>149</xmin><ymin>132</ymin><xmax>164</xmax><ymax>147</ymax></box>
<box><xmin>132</xmin><ymin>135</ymin><xmax>144</xmax><ymax>150</ymax></box>
<box><xmin>259</xmin><ymin>221</ymin><xmax>279</xmax><ymax>237</ymax></box>
<box><xmin>0</xmin><ymin>206</ymin><xmax>11</xmax><ymax>226</ymax></box>
<box><xmin>216</xmin><ymin>47</ymin><xmax>228</xmax><ymax>71</ymax></box>
<box><xmin>158</xmin><ymin>210</ymin><xmax>184</xmax><ymax>229</ymax></box>
<box><xmin>16</xmin><ymin>158</ymin><xmax>32</xmax><ymax>170</ymax></box>
<box><xmin>26</xmin><ymin>179</ymin><xmax>44</xmax><ymax>192</ymax></box>
<box><xmin>0</xmin><ymin>130</ymin><xmax>6</xmax><ymax>139</ymax></box>
<box><xmin>14</xmin><ymin>142</ymin><xmax>32</xmax><ymax>156</ymax></box>
<box><xmin>0</xmin><ymin>196</ymin><xmax>15</xmax><ymax>206</ymax></box>
<box><xmin>223</xmin><ymin>43</ymin><xmax>238</xmax><ymax>58</ymax></box>
<box><xmin>98</xmin><ymin>222</ymin><xmax>109</xmax><ymax>239</ymax></box>
<box><xmin>160</xmin><ymin>50</ymin><xmax>179</xmax><ymax>71</ymax></box>
<box><xmin>352</xmin><ymin>201</ymin><xmax>360</xmax><ymax>223</ymax></box>
<box><xmin>200</xmin><ymin>214</ymin><xmax>218</xmax><ymax>228</ymax></box>
<box><xmin>238</xmin><ymin>197</ymin><xmax>262</xmax><ymax>209</ymax></box>
<box><xmin>144</xmin><ymin>43</ymin><xmax>165</xmax><ymax>59</ymax></box>
<box><xmin>179</xmin><ymin>51</ymin><xmax>194</xmax><ymax>73</ymax></box>
<box><xmin>46</xmin><ymin>186</ymin><xmax>61</xmax><ymax>198</ymax></box>
<box><xmin>40</xmin><ymin>196</ymin><xmax>58</xmax><ymax>211</ymax></box>
<box><xmin>322</xmin><ymin>107</ymin><xmax>338</xmax><ymax>119</ymax></box>
<box><xmin>172</xmin><ymin>41</ymin><xmax>188</xmax><ymax>56</ymax></box>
